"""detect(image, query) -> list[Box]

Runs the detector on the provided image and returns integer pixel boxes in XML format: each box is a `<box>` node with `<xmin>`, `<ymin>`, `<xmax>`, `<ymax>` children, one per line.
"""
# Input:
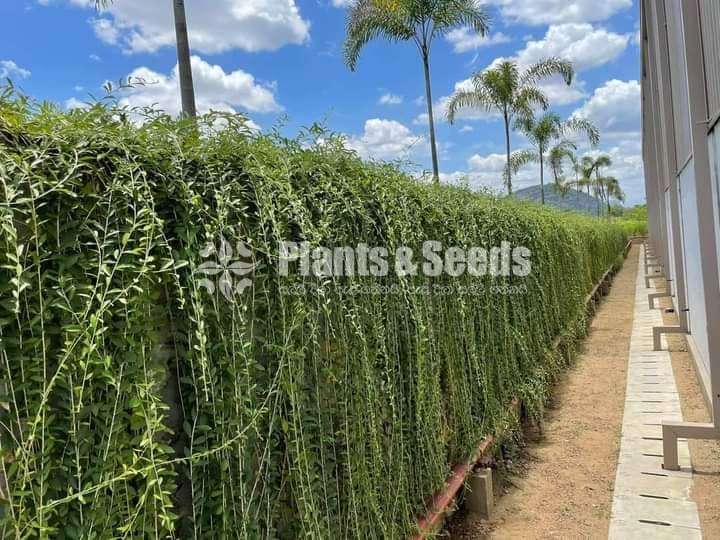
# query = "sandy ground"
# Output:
<box><xmin>447</xmin><ymin>245</ymin><xmax>640</xmax><ymax>540</ymax></box>
<box><xmin>659</xmin><ymin>298</ymin><xmax>720</xmax><ymax>538</ymax></box>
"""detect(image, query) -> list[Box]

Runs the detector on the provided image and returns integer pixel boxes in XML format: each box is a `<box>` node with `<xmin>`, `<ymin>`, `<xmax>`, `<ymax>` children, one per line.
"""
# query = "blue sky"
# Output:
<box><xmin>1</xmin><ymin>0</ymin><xmax>645</xmax><ymax>203</ymax></box>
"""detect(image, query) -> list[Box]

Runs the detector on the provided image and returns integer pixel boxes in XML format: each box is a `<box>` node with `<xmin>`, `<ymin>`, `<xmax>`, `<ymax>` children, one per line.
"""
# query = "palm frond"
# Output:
<box><xmin>446</xmin><ymin>88</ymin><xmax>493</xmax><ymax>123</ymax></box>
<box><xmin>476</xmin><ymin>69</ymin><xmax>512</xmax><ymax>108</ymax></box>
<box><xmin>432</xmin><ymin>0</ymin><xmax>490</xmax><ymax>36</ymax></box>
<box><xmin>563</xmin><ymin>117</ymin><xmax>600</xmax><ymax>146</ymax></box>
<box><xmin>574</xmin><ymin>175</ymin><xmax>592</xmax><ymax>188</ymax></box>
<box><xmin>517</xmin><ymin>112</ymin><xmax>561</xmax><ymax>148</ymax></box>
<box><xmin>513</xmin><ymin>114</ymin><xmax>535</xmax><ymax>138</ymax></box>
<box><xmin>548</xmin><ymin>140</ymin><xmax>577</xmax><ymax>183</ymax></box>
<box><xmin>514</xmin><ymin>86</ymin><xmax>549</xmax><ymax>116</ymax></box>
<box><xmin>507</xmin><ymin>149</ymin><xmax>537</xmax><ymax>175</ymax></box>
<box><xmin>604</xmin><ymin>176</ymin><xmax>625</xmax><ymax>201</ymax></box>
<box><xmin>520</xmin><ymin>57</ymin><xmax>574</xmax><ymax>87</ymax></box>
<box><xmin>594</xmin><ymin>154</ymin><xmax>612</xmax><ymax>168</ymax></box>
<box><xmin>344</xmin><ymin>0</ymin><xmax>414</xmax><ymax>71</ymax></box>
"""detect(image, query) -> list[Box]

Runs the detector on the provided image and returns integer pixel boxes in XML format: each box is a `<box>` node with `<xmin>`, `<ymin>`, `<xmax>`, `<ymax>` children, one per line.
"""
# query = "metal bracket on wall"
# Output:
<box><xmin>645</xmin><ymin>273</ymin><xmax>666</xmax><ymax>288</ymax></box>
<box><xmin>663</xmin><ymin>422</ymin><xmax>720</xmax><ymax>471</ymax></box>
<box><xmin>648</xmin><ymin>291</ymin><xmax>670</xmax><ymax>309</ymax></box>
<box><xmin>652</xmin><ymin>325</ymin><xmax>687</xmax><ymax>351</ymax></box>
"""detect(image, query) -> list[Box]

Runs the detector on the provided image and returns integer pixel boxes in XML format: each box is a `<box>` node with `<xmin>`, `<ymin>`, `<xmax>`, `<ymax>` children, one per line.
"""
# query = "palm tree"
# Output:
<box><xmin>344</xmin><ymin>0</ymin><xmax>490</xmax><ymax>184</ymax></box>
<box><xmin>96</xmin><ymin>0</ymin><xmax>197</xmax><ymax>117</ymax></box>
<box><xmin>582</xmin><ymin>155</ymin><xmax>612</xmax><ymax>216</ymax></box>
<box><xmin>548</xmin><ymin>141</ymin><xmax>576</xmax><ymax>186</ymax></box>
<box><xmin>547</xmin><ymin>143</ymin><xmax>579</xmax><ymax>200</ymax></box>
<box><xmin>446</xmin><ymin>58</ymin><xmax>574</xmax><ymax>195</ymax></box>
<box><xmin>596</xmin><ymin>177</ymin><xmax>623</xmax><ymax>218</ymax></box>
<box><xmin>598</xmin><ymin>176</ymin><xmax>624</xmax><ymax>216</ymax></box>
<box><xmin>571</xmin><ymin>152</ymin><xmax>588</xmax><ymax>203</ymax></box>
<box><xmin>509</xmin><ymin>113</ymin><xmax>599</xmax><ymax>205</ymax></box>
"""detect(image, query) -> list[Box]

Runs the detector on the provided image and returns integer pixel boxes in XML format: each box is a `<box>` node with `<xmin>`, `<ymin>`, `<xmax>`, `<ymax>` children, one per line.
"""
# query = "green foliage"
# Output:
<box><xmin>619</xmin><ymin>220</ymin><xmax>648</xmax><ymax>236</ymax></box>
<box><xmin>623</xmin><ymin>204</ymin><xmax>648</xmax><ymax>222</ymax></box>
<box><xmin>445</xmin><ymin>58</ymin><xmax>574</xmax><ymax>194</ymax></box>
<box><xmin>616</xmin><ymin>209</ymin><xmax>648</xmax><ymax>236</ymax></box>
<box><xmin>343</xmin><ymin>0</ymin><xmax>490</xmax><ymax>71</ymax></box>
<box><xmin>511</xmin><ymin>113</ymin><xmax>599</xmax><ymax>205</ymax></box>
<box><xmin>343</xmin><ymin>0</ymin><xmax>490</xmax><ymax>183</ymax></box>
<box><xmin>0</xmin><ymin>93</ymin><xmax>627</xmax><ymax>539</ymax></box>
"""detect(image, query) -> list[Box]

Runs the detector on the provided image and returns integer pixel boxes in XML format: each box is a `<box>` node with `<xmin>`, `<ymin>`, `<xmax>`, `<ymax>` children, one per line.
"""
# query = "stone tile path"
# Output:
<box><xmin>608</xmin><ymin>246</ymin><xmax>702</xmax><ymax>539</ymax></box>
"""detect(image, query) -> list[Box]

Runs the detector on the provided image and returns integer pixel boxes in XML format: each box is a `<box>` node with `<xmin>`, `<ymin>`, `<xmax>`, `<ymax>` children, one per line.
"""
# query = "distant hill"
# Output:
<box><xmin>514</xmin><ymin>184</ymin><xmax>603</xmax><ymax>215</ymax></box>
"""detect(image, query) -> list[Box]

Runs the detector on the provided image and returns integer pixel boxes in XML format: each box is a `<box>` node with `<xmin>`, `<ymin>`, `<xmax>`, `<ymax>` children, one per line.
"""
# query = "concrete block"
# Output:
<box><xmin>610</xmin><ymin>494</ymin><xmax>701</xmax><ymax>530</ymax></box>
<box><xmin>609</xmin><ymin>518</ymin><xmax>701</xmax><ymax>540</ymax></box>
<box><xmin>612</xmin><ymin>470</ymin><xmax>694</xmax><ymax>500</ymax></box>
<box><xmin>465</xmin><ymin>468</ymin><xmax>494</xmax><ymax>520</ymax></box>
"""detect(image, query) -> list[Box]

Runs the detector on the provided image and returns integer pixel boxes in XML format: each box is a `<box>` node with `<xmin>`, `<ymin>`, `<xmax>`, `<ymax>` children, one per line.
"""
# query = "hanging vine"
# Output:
<box><xmin>0</xmin><ymin>91</ymin><xmax>627</xmax><ymax>539</ymax></box>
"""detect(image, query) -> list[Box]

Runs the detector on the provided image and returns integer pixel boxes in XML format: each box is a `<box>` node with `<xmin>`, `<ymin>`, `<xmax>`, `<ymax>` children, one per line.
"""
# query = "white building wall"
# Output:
<box><xmin>711</xmin><ymin>129</ymin><xmax>720</xmax><ymax>294</ymax></box>
<box><xmin>679</xmin><ymin>160</ymin><xmax>712</xmax><ymax>396</ymax></box>
<box><xmin>643</xmin><ymin>0</ymin><xmax>720</xmax><ymax>420</ymax></box>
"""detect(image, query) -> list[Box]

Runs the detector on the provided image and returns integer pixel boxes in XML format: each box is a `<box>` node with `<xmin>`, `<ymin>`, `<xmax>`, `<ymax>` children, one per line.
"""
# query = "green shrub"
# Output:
<box><xmin>619</xmin><ymin>219</ymin><xmax>648</xmax><ymax>237</ymax></box>
<box><xmin>0</xmin><ymin>94</ymin><xmax>627</xmax><ymax>538</ymax></box>
<box><xmin>617</xmin><ymin>205</ymin><xmax>648</xmax><ymax>236</ymax></box>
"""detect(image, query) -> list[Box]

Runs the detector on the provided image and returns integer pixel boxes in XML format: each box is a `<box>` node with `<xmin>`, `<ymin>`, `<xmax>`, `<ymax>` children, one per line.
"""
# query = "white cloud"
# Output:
<box><xmin>441</xmin><ymin>150</ymin><xmax>538</xmax><ymax>192</ymax></box>
<box><xmin>117</xmin><ymin>56</ymin><xmax>281</xmax><ymax>117</ymax></box>
<box><xmin>537</xmin><ymin>78</ymin><xmax>588</xmax><ymax>106</ymax></box>
<box><xmin>471</xmin><ymin>23</ymin><xmax>629</xmax><ymax>110</ymax></box>
<box><xmin>413</xmin><ymin>113</ymin><xmax>429</xmax><ymax>126</ymax></box>
<box><xmin>378</xmin><ymin>93</ymin><xmax>403</xmax><ymax>105</ymax></box>
<box><xmin>459</xmin><ymin>125</ymin><xmax>474</xmax><ymax>133</ymax></box>
<box><xmin>51</xmin><ymin>0</ymin><xmax>310</xmax><ymax>54</ymax></box>
<box><xmin>435</xmin><ymin>77</ymin><xmax>502</xmax><ymax>123</ymax></box>
<box><xmin>92</xmin><ymin>17</ymin><xmax>120</xmax><ymax>44</ymax></box>
<box><xmin>331</xmin><ymin>0</ymin><xmax>354</xmax><ymax>6</ymax></box>
<box><xmin>514</xmin><ymin>24</ymin><xmax>630</xmax><ymax>72</ymax></box>
<box><xmin>468</xmin><ymin>152</ymin><xmax>509</xmax><ymax>173</ymax></box>
<box><xmin>572</xmin><ymin>79</ymin><xmax>640</xmax><ymax>137</ymax></box>
<box><xmin>347</xmin><ymin>119</ymin><xmax>425</xmax><ymax>160</ymax></box>
<box><xmin>441</xmin><ymin>22</ymin><xmax>628</xmax><ymax>123</ymax></box>
<box><xmin>65</xmin><ymin>97</ymin><xmax>87</xmax><ymax>110</ymax></box>
<box><xmin>89</xmin><ymin>54</ymin><xmax>102</xmax><ymax>62</ymax></box>
<box><xmin>482</xmin><ymin>0</ymin><xmax>632</xmax><ymax>26</ymax></box>
<box><xmin>446</xmin><ymin>29</ymin><xmax>511</xmax><ymax>53</ymax></box>
<box><xmin>0</xmin><ymin>60</ymin><xmax>31</xmax><ymax>79</ymax></box>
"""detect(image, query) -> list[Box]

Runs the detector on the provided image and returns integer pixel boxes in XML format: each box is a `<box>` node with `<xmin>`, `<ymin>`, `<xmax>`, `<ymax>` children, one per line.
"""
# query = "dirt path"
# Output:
<box><xmin>449</xmin><ymin>245</ymin><xmax>639</xmax><ymax>540</ymax></box>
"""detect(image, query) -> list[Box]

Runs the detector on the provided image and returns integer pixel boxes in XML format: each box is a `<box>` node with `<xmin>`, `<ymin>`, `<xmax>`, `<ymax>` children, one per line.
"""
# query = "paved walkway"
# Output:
<box><xmin>608</xmin><ymin>246</ymin><xmax>702</xmax><ymax>539</ymax></box>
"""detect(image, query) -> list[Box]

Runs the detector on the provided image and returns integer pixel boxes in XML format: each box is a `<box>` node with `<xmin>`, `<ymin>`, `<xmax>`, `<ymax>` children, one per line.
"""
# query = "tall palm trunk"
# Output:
<box><xmin>596</xmin><ymin>171</ymin><xmax>607</xmax><ymax>217</ymax></box>
<box><xmin>539</xmin><ymin>147</ymin><xmax>545</xmax><ymax>205</ymax></box>
<box><xmin>606</xmin><ymin>188</ymin><xmax>612</xmax><ymax>217</ymax></box>
<box><xmin>575</xmin><ymin>169</ymin><xmax>580</xmax><ymax>206</ymax></box>
<box><xmin>173</xmin><ymin>0</ymin><xmax>197</xmax><ymax>118</ymax></box>
<box><xmin>422</xmin><ymin>47</ymin><xmax>440</xmax><ymax>184</ymax></box>
<box><xmin>503</xmin><ymin>110</ymin><xmax>512</xmax><ymax>195</ymax></box>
